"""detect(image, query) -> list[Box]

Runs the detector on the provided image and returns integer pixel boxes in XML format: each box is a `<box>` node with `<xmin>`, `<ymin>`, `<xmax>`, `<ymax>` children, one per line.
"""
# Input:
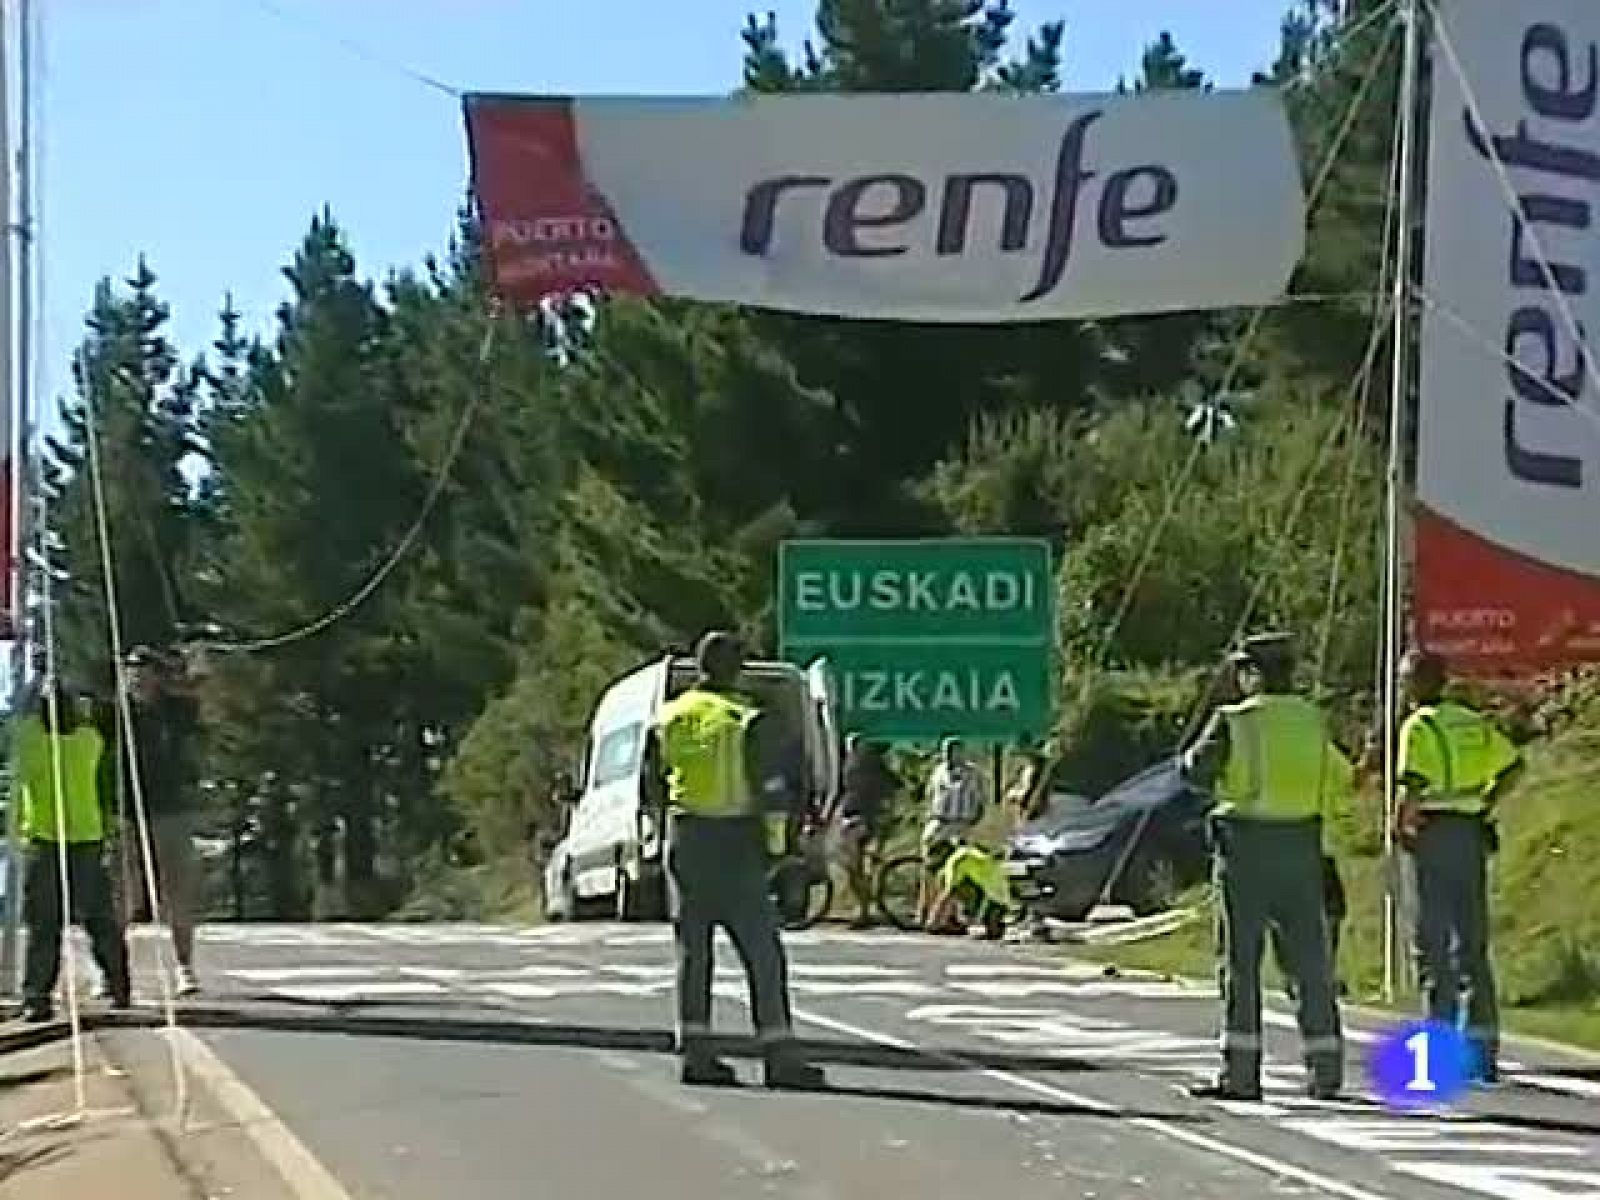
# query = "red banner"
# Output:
<box><xmin>1416</xmin><ymin>507</ymin><xmax>1600</xmax><ymax>672</ymax></box>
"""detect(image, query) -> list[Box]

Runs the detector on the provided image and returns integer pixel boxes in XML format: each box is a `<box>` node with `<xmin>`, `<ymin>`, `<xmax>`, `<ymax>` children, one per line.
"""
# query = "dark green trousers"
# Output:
<box><xmin>665</xmin><ymin>813</ymin><xmax>794</xmax><ymax>1063</ymax></box>
<box><xmin>1412</xmin><ymin>813</ymin><xmax>1498</xmax><ymax>1065</ymax></box>
<box><xmin>1214</xmin><ymin>818</ymin><xmax>1343</xmax><ymax>1093</ymax></box>
<box><xmin>23</xmin><ymin>840</ymin><xmax>131</xmax><ymax>1008</ymax></box>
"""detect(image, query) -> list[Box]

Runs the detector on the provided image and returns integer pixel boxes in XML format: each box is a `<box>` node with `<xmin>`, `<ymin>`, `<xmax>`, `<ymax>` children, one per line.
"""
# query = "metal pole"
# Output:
<box><xmin>0</xmin><ymin>0</ymin><xmax>25</xmax><ymax>999</ymax></box>
<box><xmin>1380</xmin><ymin>0</ymin><xmax>1424</xmax><ymax>1005</ymax></box>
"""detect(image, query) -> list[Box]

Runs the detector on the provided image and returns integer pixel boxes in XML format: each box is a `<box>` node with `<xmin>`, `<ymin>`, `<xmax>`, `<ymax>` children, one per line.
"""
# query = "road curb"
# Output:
<box><xmin>0</xmin><ymin>1016</ymin><xmax>78</xmax><ymax>1056</ymax></box>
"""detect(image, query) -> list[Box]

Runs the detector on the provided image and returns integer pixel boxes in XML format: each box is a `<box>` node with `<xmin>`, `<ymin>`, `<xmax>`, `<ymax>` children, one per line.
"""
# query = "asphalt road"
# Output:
<box><xmin>94</xmin><ymin>921</ymin><xmax>1600</xmax><ymax>1200</ymax></box>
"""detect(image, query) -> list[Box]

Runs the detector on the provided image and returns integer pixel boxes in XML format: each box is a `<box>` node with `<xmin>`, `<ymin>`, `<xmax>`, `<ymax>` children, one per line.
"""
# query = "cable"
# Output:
<box><xmin>1088</xmin><ymin>318</ymin><xmax>1391</xmax><ymax>911</ymax></box>
<box><xmin>80</xmin><ymin>372</ymin><xmax>188</xmax><ymax>1122</ymax></box>
<box><xmin>1311</xmin><ymin>66</ymin><xmax>1410</xmax><ymax>696</ymax></box>
<box><xmin>1412</xmin><ymin>286</ymin><xmax>1600</xmax><ymax>443</ymax></box>
<box><xmin>1072</xmin><ymin>9</ymin><xmax>1401</xmax><ymax>716</ymax></box>
<box><xmin>1086</xmin><ymin>12</ymin><xmax>1407</xmax><ymax>910</ymax></box>
<box><xmin>1424</xmin><ymin>0</ymin><xmax>1600</xmax><ymax>407</ymax></box>
<box><xmin>33</xmin><ymin>499</ymin><xmax>87</xmax><ymax>1111</ymax></box>
<box><xmin>195</xmin><ymin>320</ymin><xmax>498</xmax><ymax>656</ymax></box>
<box><xmin>243</xmin><ymin>0</ymin><xmax>462</xmax><ymax>99</ymax></box>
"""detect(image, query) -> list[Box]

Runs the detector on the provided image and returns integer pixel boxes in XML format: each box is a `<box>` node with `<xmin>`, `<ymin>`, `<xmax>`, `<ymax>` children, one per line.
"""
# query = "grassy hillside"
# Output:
<box><xmin>1082</xmin><ymin>723</ymin><xmax>1600</xmax><ymax>1050</ymax></box>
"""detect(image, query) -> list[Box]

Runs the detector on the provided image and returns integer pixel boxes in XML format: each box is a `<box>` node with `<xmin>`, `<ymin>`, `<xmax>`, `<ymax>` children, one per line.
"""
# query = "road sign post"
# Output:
<box><xmin>778</xmin><ymin>537</ymin><xmax>1055</xmax><ymax>742</ymax></box>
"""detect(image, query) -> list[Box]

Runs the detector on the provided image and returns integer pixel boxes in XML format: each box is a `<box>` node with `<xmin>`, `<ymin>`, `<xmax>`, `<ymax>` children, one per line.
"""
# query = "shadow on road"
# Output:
<box><xmin>0</xmin><ymin>1064</ymin><xmax>75</xmax><ymax>1092</ymax></box>
<box><xmin>69</xmin><ymin>1005</ymin><xmax>1600</xmax><ymax>1138</ymax></box>
<box><xmin>122</xmin><ymin>1001</ymin><xmax>1129</xmax><ymax>1078</ymax></box>
<box><xmin>87</xmin><ymin>1002</ymin><xmax>1212</xmax><ymax>1123</ymax></box>
<box><xmin>816</xmin><ymin>1078</ymin><xmax>1177</xmax><ymax>1121</ymax></box>
<box><xmin>0</xmin><ymin>1143</ymin><xmax>71</xmax><ymax>1185</ymax></box>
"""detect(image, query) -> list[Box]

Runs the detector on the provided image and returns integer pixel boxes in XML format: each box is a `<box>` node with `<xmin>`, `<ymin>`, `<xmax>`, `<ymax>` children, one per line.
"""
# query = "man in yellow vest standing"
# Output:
<box><xmin>641</xmin><ymin>631</ymin><xmax>826</xmax><ymax>1089</ymax></box>
<box><xmin>1182</xmin><ymin>632</ymin><xmax>1352</xmax><ymax>1100</ymax></box>
<box><xmin>16</xmin><ymin>679</ymin><xmax>132</xmax><ymax>1022</ymax></box>
<box><xmin>1397</xmin><ymin>650</ymin><xmax>1522</xmax><ymax>1085</ymax></box>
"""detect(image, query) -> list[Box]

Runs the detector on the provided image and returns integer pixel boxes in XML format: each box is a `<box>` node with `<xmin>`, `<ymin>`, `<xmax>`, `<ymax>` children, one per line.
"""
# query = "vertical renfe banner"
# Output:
<box><xmin>1415</xmin><ymin>0</ymin><xmax>1600</xmax><ymax>672</ymax></box>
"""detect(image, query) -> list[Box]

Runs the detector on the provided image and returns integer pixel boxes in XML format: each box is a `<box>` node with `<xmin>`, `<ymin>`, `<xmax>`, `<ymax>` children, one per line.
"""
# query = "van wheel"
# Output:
<box><xmin>616</xmin><ymin>859</ymin><xmax>644</xmax><ymax>922</ymax></box>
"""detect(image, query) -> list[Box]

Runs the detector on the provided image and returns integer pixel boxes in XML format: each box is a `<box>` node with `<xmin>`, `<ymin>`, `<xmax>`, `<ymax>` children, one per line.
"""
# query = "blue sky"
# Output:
<box><xmin>37</xmin><ymin>0</ymin><xmax>1290</xmax><ymax>416</ymax></box>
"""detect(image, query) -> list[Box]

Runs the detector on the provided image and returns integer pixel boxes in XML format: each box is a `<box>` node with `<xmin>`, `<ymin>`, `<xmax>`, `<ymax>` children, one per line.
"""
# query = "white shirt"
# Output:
<box><xmin>927</xmin><ymin>761</ymin><xmax>983</xmax><ymax>825</ymax></box>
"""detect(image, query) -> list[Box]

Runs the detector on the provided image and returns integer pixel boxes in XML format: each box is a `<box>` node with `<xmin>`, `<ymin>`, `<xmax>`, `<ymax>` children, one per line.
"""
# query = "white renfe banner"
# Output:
<box><xmin>463</xmin><ymin>90</ymin><xmax>1305</xmax><ymax>324</ymax></box>
<box><xmin>1416</xmin><ymin>0</ymin><xmax>1600</xmax><ymax>671</ymax></box>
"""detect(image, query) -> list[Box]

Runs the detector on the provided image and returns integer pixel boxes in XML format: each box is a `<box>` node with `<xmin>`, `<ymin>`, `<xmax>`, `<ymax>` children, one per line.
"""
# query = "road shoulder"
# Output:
<box><xmin>0</xmin><ymin>1032</ymin><xmax>196</xmax><ymax>1199</ymax></box>
<box><xmin>97</xmin><ymin>1023</ymin><xmax>352</xmax><ymax>1200</ymax></box>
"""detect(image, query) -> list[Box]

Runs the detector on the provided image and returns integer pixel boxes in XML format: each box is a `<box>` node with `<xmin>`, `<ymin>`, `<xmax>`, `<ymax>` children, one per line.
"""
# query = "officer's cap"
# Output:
<box><xmin>1401</xmin><ymin>648</ymin><xmax>1446</xmax><ymax>683</ymax></box>
<box><xmin>1228</xmin><ymin>631</ymin><xmax>1294</xmax><ymax>668</ymax></box>
<box><xmin>695</xmin><ymin>630</ymin><xmax>743</xmax><ymax>676</ymax></box>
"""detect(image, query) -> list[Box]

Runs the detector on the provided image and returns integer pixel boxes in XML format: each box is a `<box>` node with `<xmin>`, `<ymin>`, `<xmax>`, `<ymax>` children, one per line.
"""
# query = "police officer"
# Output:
<box><xmin>1182</xmin><ymin>632</ymin><xmax>1353</xmax><ymax>1100</ymax></box>
<box><xmin>1397</xmin><ymin>650</ymin><xmax>1522</xmax><ymax>1084</ymax></box>
<box><xmin>16</xmin><ymin>679</ymin><xmax>133</xmax><ymax>1022</ymax></box>
<box><xmin>641</xmin><ymin>631</ymin><xmax>826</xmax><ymax>1089</ymax></box>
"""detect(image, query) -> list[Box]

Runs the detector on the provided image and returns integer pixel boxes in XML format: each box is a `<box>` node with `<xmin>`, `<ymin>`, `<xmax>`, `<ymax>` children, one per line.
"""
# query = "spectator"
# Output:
<box><xmin>122</xmin><ymin>646</ymin><xmax>203</xmax><ymax>997</ymax></box>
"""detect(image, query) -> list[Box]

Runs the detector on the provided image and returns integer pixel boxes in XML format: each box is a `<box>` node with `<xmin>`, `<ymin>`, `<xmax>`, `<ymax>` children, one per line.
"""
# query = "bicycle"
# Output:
<box><xmin>870</xmin><ymin>827</ymin><xmax>1021</xmax><ymax>936</ymax></box>
<box><xmin>767</xmin><ymin>819</ymin><xmax>835</xmax><ymax>931</ymax></box>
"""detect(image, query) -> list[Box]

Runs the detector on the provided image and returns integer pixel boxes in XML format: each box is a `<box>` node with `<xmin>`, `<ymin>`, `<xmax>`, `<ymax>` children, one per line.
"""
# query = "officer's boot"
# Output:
<box><xmin>681</xmin><ymin>1055</ymin><xmax>738</xmax><ymax>1086</ymax></box>
<box><xmin>763</xmin><ymin>1040</ymin><xmax>827</xmax><ymax>1091</ymax></box>
<box><xmin>679</xmin><ymin>1031</ymin><xmax>737</xmax><ymax>1086</ymax></box>
<box><xmin>1307</xmin><ymin>1068</ymin><xmax>1343</xmax><ymax>1101</ymax></box>
<box><xmin>1190</xmin><ymin>1048</ymin><xmax>1262</xmax><ymax>1101</ymax></box>
<box><xmin>1468</xmin><ymin>1038</ymin><xmax>1501</xmax><ymax>1086</ymax></box>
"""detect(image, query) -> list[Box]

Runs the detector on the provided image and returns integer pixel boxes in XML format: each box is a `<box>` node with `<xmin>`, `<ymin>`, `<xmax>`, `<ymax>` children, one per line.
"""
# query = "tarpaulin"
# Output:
<box><xmin>463</xmin><ymin>90</ymin><xmax>1306</xmax><ymax>324</ymax></box>
<box><xmin>1415</xmin><ymin>0</ymin><xmax>1600</xmax><ymax>672</ymax></box>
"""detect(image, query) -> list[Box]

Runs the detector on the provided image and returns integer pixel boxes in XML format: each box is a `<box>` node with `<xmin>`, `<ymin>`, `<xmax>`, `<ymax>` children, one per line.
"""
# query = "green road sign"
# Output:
<box><xmin>778</xmin><ymin>538</ymin><xmax>1055</xmax><ymax>742</ymax></box>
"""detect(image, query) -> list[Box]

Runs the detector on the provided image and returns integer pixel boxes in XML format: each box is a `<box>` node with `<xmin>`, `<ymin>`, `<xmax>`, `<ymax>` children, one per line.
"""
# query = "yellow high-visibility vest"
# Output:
<box><xmin>656</xmin><ymin>688</ymin><xmax>758</xmax><ymax>818</ymax></box>
<box><xmin>16</xmin><ymin>716</ymin><xmax>105</xmax><ymax>843</ymax></box>
<box><xmin>1399</xmin><ymin>702</ymin><xmax>1518</xmax><ymax>815</ymax></box>
<box><xmin>1213</xmin><ymin>694</ymin><xmax>1353</xmax><ymax>821</ymax></box>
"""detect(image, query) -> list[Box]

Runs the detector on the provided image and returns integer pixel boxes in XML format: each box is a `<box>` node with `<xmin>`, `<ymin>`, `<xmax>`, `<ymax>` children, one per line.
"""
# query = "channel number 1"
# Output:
<box><xmin>1404</xmin><ymin>1030</ymin><xmax>1437</xmax><ymax>1093</ymax></box>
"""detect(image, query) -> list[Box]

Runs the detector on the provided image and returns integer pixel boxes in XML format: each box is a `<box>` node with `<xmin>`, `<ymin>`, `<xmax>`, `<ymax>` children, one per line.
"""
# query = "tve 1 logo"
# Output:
<box><xmin>739</xmin><ymin>112</ymin><xmax>1179</xmax><ymax>305</ymax></box>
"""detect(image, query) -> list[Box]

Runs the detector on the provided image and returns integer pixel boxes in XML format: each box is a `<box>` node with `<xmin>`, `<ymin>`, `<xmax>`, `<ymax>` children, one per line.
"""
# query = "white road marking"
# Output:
<box><xmin>1397</xmin><ymin>1164</ymin><xmax>1600</xmax><ymax>1200</ymax></box>
<box><xmin>481</xmin><ymin>982</ymin><xmax>558</xmax><ymax>999</ymax></box>
<box><xmin>271</xmin><ymin>982</ymin><xmax>447</xmax><ymax>1002</ymax></box>
<box><xmin>789</xmin><ymin>964</ymin><xmax>912</xmax><ymax>978</ymax></box>
<box><xmin>791</xmin><ymin>981</ymin><xmax>934</xmax><ymax>997</ymax></box>
<box><xmin>791</xmin><ymin>1006</ymin><xmax>1402</xmax><ymax>1200</ymax></box>
<box><xmin>168</xmin><ymin>1027</ymin><xmax>356</xmax><ymax>1200</ymax></box>
<box><xmin>223</xmin><ymin>967</ymin><xmax>384</xmax><ymax>982</ymax></box>
<box><xmin>602</xmin><ymin>931</ymin><xmax>675</xmax><ymax>946</ymax></box>
<box><xmin>504</xmin><ymin>965</ymin><xmax>591</xmax><ymax>978</ymax></box>
<box><xmin>485</xmin><ymin>981</ymin><xmax>669</xmax><ymax>999</ymax></box>
<box><xmin>942</xmin><ymin>963</ymin><xmax>1103</xmax><ymax>978</ymax></box>
<box><xmin>1282</xmin><ymin>1119</ymin><xmax>1586</xmax><ymax>1158</ymax></box>
<box><xmin>949</xmin><ymin>979</ymin><xmax>1199</xmax><ymax>999</ymax></box>
<box><xmin>1506</xmin><ymin>1073</ymin><xmax>1600</xmax><ymax>1101</ymax></box>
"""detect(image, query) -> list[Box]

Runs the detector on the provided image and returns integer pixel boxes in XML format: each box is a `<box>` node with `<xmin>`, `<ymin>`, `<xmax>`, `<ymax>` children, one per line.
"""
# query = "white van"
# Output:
<box><xmin>544</xmin><ymin>653</ymin><xmax>840</xmax><ymax>922</ymax></box>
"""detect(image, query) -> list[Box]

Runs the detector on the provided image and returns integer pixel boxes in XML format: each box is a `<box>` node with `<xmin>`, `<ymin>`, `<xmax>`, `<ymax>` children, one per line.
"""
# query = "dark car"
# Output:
<box><xmin>1003</xmin><ymin>757</ymin><xmax>1211</xmax><ymax>922</ymax></box>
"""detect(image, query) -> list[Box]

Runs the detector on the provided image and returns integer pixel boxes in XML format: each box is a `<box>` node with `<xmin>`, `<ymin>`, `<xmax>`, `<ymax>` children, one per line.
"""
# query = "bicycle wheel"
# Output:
<box><xmin>770</xmin><ymin>860</ymin><xmax>831</xmax><ymax>931</ymax></box>
<box><xmin>786</xmin><ymin>872</ymin><xmax>835</xmax><ymax>931</ymax></box>
<box><xmin>875</xmin><ymin>853</ymin><xmax>929</xmax><ymax>932</ymax></box>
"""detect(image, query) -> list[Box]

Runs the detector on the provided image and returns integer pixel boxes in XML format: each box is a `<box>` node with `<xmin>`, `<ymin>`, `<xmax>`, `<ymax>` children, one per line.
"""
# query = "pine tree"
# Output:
<box><xmin>45</xmin><ymin>261</ymin><xmax>196</xmax><ymax>691</ymax></box>
<box><xmin>1094</xmin><ymin>32</ymin><xmax>1221</xmax><ymax>403</ymax></box>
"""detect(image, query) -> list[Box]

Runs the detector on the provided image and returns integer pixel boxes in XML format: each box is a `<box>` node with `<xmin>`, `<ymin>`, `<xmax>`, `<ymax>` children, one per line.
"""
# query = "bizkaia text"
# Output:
<box><xmin>1466</xmin><ymin>21</ymin><xmax>1598</xmax><ymax>489</ymax></box>
<box><xmin>738</xmin><ymin>111</ymin><xmax>1179</xmax><ymax>304</ymax></box>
